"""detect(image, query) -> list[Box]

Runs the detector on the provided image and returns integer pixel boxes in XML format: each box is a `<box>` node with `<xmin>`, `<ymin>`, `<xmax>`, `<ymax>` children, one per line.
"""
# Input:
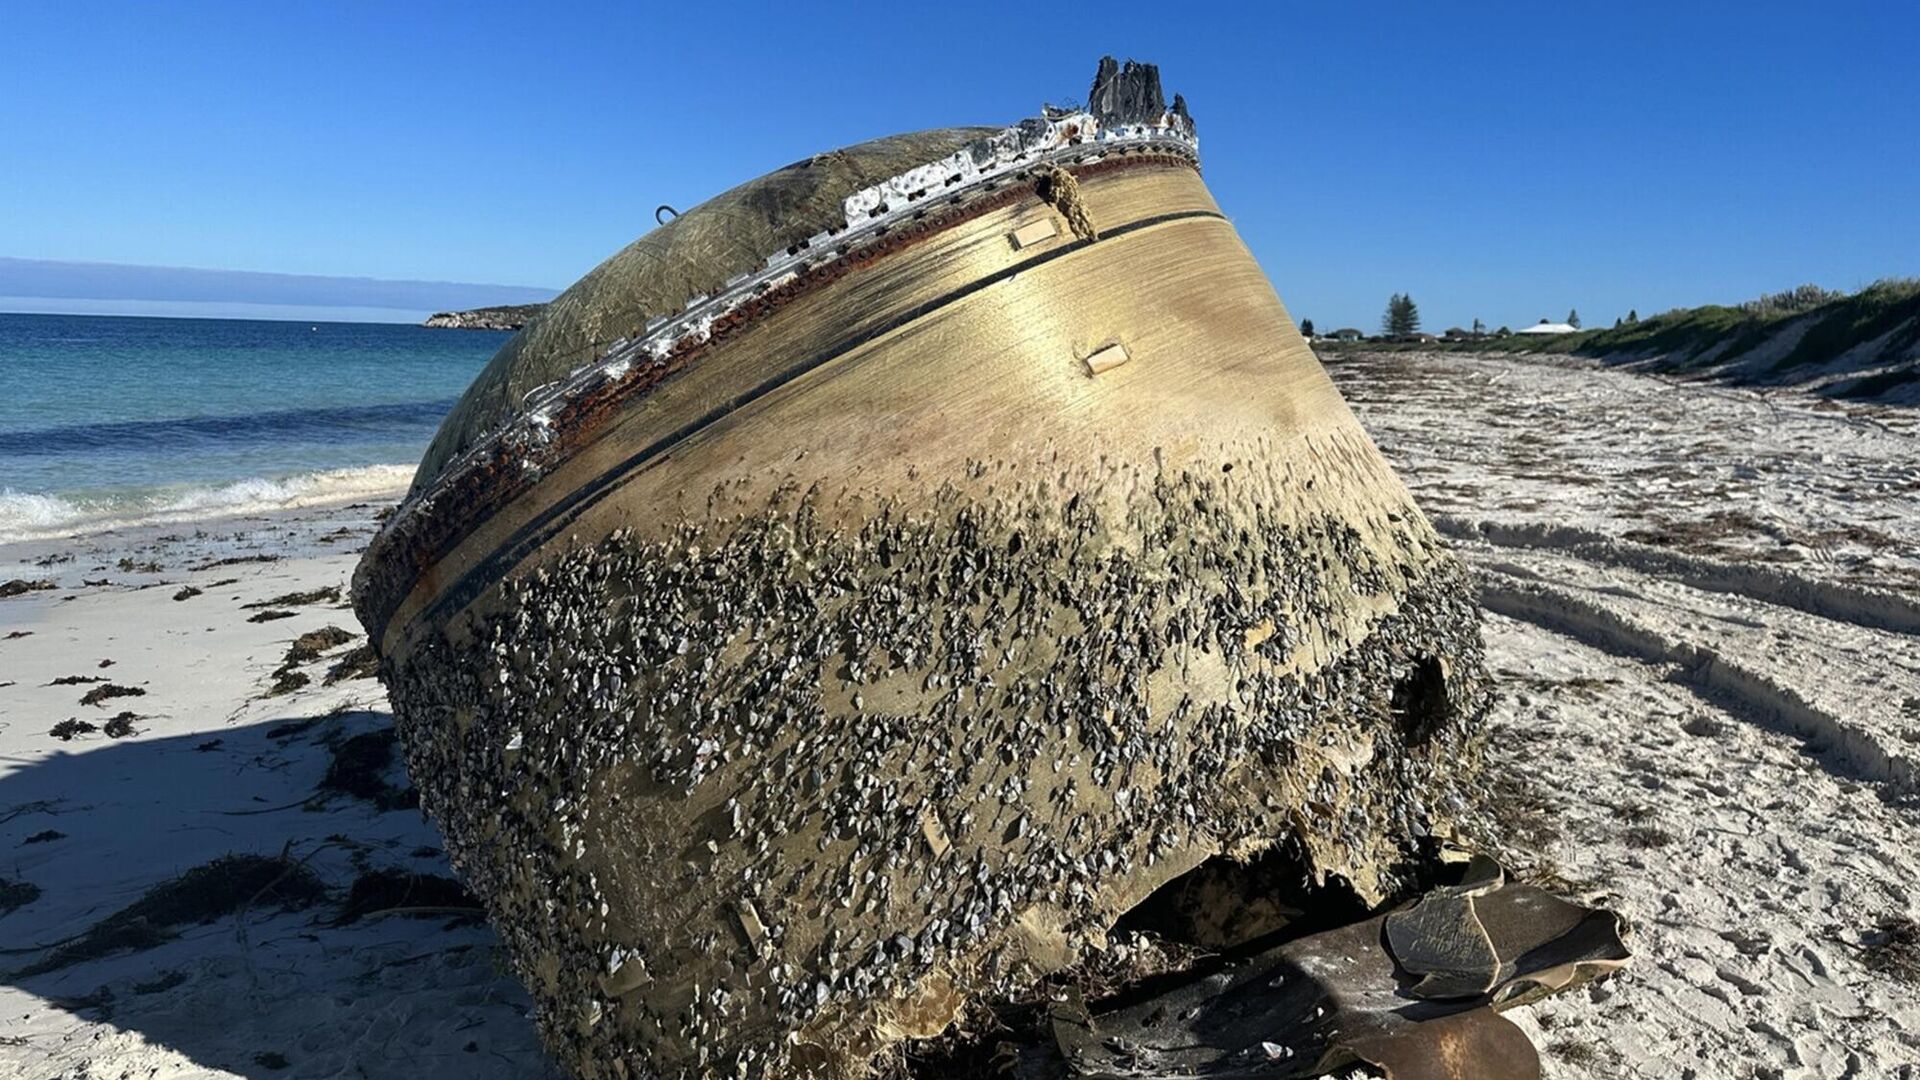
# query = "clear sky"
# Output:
<box><xmin>2</xmin><ymin>1</ymin><xmax>1914</xmax><ymax>331</ymax></box>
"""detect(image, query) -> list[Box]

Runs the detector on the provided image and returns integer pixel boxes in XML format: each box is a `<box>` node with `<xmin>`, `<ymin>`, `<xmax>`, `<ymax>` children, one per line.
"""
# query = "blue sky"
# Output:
<box><xmin>2</xmin><ymin>1</ymin><xmax>1914</xmax><ymax>330</ymax></box>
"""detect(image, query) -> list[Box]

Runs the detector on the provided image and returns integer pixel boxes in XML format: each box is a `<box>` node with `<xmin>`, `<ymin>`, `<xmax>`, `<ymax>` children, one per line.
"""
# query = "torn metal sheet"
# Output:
<box><xmin>1051</xmin><ymin>867</ymin><xmax>1629</xmax><ymax>1079</ymax></box>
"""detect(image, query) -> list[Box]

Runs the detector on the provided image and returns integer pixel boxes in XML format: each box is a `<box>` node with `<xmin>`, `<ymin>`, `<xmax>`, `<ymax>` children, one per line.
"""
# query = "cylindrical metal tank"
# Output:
<box><xmin>355</xmin><ymin>58</ymin><xmax>1489</xmax><ymax>1079</ymax></box>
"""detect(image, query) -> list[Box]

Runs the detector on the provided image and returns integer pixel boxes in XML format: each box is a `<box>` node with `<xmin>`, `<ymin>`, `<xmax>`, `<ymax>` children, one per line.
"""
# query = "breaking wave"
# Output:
<box><xmin>0</xmin><ymin>464</ymin><xmax>416</xmax><ymax>542</ymax></box>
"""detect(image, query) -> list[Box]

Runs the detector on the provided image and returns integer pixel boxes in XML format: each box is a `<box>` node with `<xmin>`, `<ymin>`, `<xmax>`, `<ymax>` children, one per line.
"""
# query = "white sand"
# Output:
<box><xmin>1</xmin><ymin>352</ymin><xmax>1916</xmax><ymax>1077</ymax></box>
<box><xmin>1327</xmin><ymin>350</ymin><xmax>1920</xmax><ymax>1077</ymax></box>
<box><xmin>0</xmin><ymin>497</ymin><xmax>553</xmax><ymax>1079</ymax></box>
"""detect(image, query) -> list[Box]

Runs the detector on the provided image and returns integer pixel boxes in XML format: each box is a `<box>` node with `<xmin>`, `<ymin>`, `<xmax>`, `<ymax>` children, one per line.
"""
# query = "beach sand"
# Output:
<box><xmin>0</xmin><ymin>497</ymin><xmax>553</xmax><ymax>1079</ymax></box>
<box><xmin>2</xmin><ymin>351</ymin><xmax>1917</xmax><ymax>1077</ymax></box>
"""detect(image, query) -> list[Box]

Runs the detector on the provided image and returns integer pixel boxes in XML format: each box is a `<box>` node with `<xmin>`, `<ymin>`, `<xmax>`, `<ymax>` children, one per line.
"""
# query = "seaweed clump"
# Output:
<box><xmin>335</xmin><ymin>867</ymin><xmax>481</xmax><ymax>924</ymax></box>
<box><xmin>0</xmin><ymin>876</ymin><xmax>41</xmax><ymax>915</ymax></box>
<box><xmin>319</xmin><ymin>728</ymin><xmax>418</xmax><ymax>811</ymax></box>
<box><xmin>1865</xmin><ymin>916</ymin><xmax>1920</xmax><ymax>984</ymax></box>
<box><xmin>13</xmin><ymin>853</ymin><xmax>325</xmax><ymax>976</ymax></box>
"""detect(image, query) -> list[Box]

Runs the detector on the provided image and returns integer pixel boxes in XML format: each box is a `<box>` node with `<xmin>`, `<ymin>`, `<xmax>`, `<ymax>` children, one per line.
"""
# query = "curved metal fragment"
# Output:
<box><xmin>1050</xmin><ymin>868</ymin><xmax>1629</xmax><ymax>1079</ymax></box>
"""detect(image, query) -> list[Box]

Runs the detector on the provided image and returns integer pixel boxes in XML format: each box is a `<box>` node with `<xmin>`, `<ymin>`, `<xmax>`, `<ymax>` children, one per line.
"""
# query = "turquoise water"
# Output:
<box><xmin>0</xmin><ymin>312</ymin><xmax>505</xmax><ymax>538</ymax></box>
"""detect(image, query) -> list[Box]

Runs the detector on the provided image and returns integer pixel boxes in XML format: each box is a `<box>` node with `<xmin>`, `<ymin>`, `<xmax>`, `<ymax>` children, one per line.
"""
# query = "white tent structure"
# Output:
<box><xmin>1516</xmin><ymin>320</ymin><xmax>1579</xmax><ymax>335</ymax></box>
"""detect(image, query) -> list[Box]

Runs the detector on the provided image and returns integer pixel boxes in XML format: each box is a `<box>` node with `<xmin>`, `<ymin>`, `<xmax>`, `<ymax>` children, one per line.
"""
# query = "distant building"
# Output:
<box><xmin>1515</xmin><ymin>319</ymin><xmax>1579</xmax><ymax>335</ymax></box>
<box><xmin>1441</xmin><ymin>327</ymin><xmax>1488</xmax><ymax>342</ymax></box>
<box><xmin>1329</xmin><ymin>328</ymin><xmax>1366</xmax><ymax>342</ymax></box>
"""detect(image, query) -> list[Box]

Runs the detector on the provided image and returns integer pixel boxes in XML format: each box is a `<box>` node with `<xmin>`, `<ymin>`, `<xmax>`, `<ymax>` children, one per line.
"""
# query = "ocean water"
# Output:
<box><xmin>0</xmin><ymin>312</ymin><xmax>507</xmax><ymax>540</ymax></box>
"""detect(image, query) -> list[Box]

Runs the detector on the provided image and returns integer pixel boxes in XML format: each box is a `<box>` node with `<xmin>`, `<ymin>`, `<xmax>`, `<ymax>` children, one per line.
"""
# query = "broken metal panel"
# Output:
<box><xmin>1050</xmin><ymin>864</ymin><xmax>1629</xmax><ymax>1079</ymax></box>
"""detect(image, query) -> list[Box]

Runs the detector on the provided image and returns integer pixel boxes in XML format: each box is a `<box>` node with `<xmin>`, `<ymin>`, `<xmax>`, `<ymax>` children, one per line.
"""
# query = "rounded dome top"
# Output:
<box><xmin>415</xmin><ymin>126</ymin><xmax>998</xmax><ymax>489</ymax></box>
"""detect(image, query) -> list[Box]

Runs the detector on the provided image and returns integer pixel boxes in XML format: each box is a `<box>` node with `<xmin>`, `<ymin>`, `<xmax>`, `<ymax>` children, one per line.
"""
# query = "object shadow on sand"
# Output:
<box><xmin>0</xmin><ymin>711</ymin><xmax>558</xmax><ymax>1079</ymax></box>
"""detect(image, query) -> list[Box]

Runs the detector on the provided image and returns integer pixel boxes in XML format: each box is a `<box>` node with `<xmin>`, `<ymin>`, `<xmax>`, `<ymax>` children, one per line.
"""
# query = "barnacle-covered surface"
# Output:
<box><xmin>382</xmin><ymin>446</ymin><xmax>1489</xmax><ymax>1078</ymax></box>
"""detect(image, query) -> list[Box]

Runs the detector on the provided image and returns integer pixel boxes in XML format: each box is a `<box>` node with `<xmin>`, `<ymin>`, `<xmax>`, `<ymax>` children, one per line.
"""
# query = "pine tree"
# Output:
<box><xmin>1382</xmin><ymin>294</ymin><xmax>1421</xmax><ymax>336</ymax></box>
<box><xmin>1300</xmin><ymin>318</ymin><xmax>1315</xmax><ymax>338</ymax></box>
<box><xmin>1567</xmin><ymin>308</ymin><xmax>1581</xmax><ymax>329</ymax></box>
<box><xmin>1472</xmin><ymin>317</ymin><xmax>1485</xmax><ymax>335</ymax></box>
<box><xmin>1627</xmin><ymin>309</ymin><xmax>1639</xmax><ymax>324</ymax></box>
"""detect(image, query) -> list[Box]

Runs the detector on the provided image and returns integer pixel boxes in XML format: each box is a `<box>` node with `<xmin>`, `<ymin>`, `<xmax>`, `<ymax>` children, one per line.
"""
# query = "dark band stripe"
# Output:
<box><xmin>390</xmin><ymin>207</ymin><xmax>1227</xmax><ymax>644</ymax></box>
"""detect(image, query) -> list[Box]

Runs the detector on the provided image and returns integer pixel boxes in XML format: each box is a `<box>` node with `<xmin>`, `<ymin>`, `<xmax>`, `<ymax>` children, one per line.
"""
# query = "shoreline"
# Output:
<box><xmin>0</xmin><ymin>467</ymin><xmax>412</xmax><ymax>561</ymax></box>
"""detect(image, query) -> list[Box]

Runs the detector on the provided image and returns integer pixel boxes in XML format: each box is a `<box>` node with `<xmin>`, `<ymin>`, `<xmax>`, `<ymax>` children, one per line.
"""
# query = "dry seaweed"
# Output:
<box><xmin>334</xmin><ymin>868</ymin><xmax>480</xmax><ymax>924</ymax></box>
<box><xmin>284</xmin><ymin>625</ymin><xmax>356</xmax><ymax>665</ymax></box>
<box><xmin>50</xmin><ymin>719</ymin><xmax>98</xmax><ymax>741</ymax></box>
<box><xmin>103</xmin><ymin>712</ymin><xmax>143</xmax><ymax>738</ymax></box>
<box><xmin>324</xmin><ymin>643</ymin><xmax>380</xmax><ymax>684</ymax></box>
<box><xmin>1863</xmin><ymin>915</ymin><xmax>1920</xmax><ymax>984</ymax></box>
<box><xmin>79</xmin><ymin>683</ymin><xmax>145</xmax><ymax>707</ymax></box>
<box><xmin>247</xmin><ymin>609</ymin><xmax>298</xmax><ymax>623</ymax></box>
<box><xmin>0</xmin><ymin>578</ymin><xmax>56</xmax><ymax>598</ymax></box>
<box><xmin>23</xmin><ymin>830</ymin><xmax>65</xmax><ymax>845</ymax></box>
<box><xmin>12</xmin><ymin>853</ymin><xmax>325</xmax><ymax>976</ymax></box>
<box><xmin>319</xmin><ymin>729</ymin><xmax>417</xmax><ymax>811</ymax></box>
<box><xmin>189</xmin><ymin>554</ymin><xmax>279</xmax><ymax>571</ymax></box>
<box><xmin>244</xmin><ymin>586</ymin><xmax>342</xmax><ymax>609</ymax></box>
<box><xmin>132</xmin><ymin>970</ymin><xmax>187</xmax><ymax>994</ymax></box>
<box><xmin>172</xmin><ymin>585</ymin><xmax>202</xmax><ymax>601</ymax></box>
<box><xmin>0</xmin><ymin>876</ymin><xmax>41</xmax><ymax>915</ymax></box>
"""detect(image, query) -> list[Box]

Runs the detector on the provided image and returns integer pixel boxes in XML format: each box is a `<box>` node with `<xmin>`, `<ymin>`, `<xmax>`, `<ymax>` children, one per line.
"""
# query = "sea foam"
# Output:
<box><xmin>0</xmin><ymin>464</ymin><xmax>416</xmax><ymax>543</ymax></box>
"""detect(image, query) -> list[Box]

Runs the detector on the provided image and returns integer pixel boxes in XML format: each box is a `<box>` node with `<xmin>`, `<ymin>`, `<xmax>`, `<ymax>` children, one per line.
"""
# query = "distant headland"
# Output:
<box><xmin>422</xmin><ymin>304</ymin><xmax>546</xmax><ymax>330</ymax></box>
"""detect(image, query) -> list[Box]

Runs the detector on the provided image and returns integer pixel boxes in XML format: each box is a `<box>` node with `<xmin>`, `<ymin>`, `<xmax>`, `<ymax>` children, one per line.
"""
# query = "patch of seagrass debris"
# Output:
<box><xmin>50</xmin><ymin>719</ymin><xmax>97</xmax><ymax>740</ymax></box>
<box><xmin>286</xmin><ymin>625</ymin><xmax>356</xmax><ymax>662</ymax></box>
<box><xmin>245</xmin><ymin>586</ymin><xmax>342</xmax><ymax>609</ymax></box>
<box><xmin>48</xmin><ymin>674</ymin><xmax>106</xmax><ymax>686</ymax></box>
<box><xmin>190</xmin><ymin>553</ymin><xmax>278</xmax><ymax>572</ymax></box>
<box><xmin>334</xmin><ymin>867</ymin><xmax>481</xmax><ymax>925</ymax></box>
<box><xmin>263</xmin><ymin>625</ymin><xmax>359</xmax><ymax>697</ymax></box>
<box><xmin>247</xmin><ymin>609</ymin><xmax>298</xmax><ymax>623</ymax></box>
<box><xmin>23</xmin><ymin>829</ymin><xmax>66</xmax><ymax>845</ymax></box>
<box><xmin>325</xmin><ymin>643</ymin><xmax>379</xmax><ymax>683</ymax></box>
<box><xmin>1862</xmin><ymin>915</ymin><xmax>1920</xmax><ymax>984</ymax></box>
<box><xmin>0</xmin><ymin>578</ymin><xmax>56</xmax><ymax>598</ymax></box>
<box><xmin>50</xmin><ymin>985</ymin><xmax>114</xmax><ymax>1019</ymax></box>
<box><xmin>11</xmin><ymin>853</ymin><xmax>326</xmax><ymax>976</ymax></box>
<box><xmin>318</xmin><ymin>728</ymin><xmax>417</xmax><ymax>811</ymax></box>
<box><xmin>103</xmin><ymin>711</ymin><xmax>143</xmax><ymax>738</ymax></box>
<box><xmin>132</xmin><ymin>970</ymin><xmax>187</xmax><ymax>994</ymax></box>
<box><xmin>266</xmin><ymin>717</ymin><xmax>322</xmax><ymax>740</ymax></box>
<box><xmin>4</xmin><ymin>629</ymin><xmax>31</xmax><ymax>639</ymax></box>
<box><xmin>79</xmin><ymin>683</ymin><xmax>145</xmax><ymax>707</ymax></box>
<box><xmin>1</xmin><ymin>875</ymin><xmax>41</xmax><ymax>915</ymax></box>
<box><xmin>173</xmin><ymin>585</ymin><xmax>202</xmax><ymax>601</ymax></box>
<box><xmin>117</xmin><ymin>557</ymin><xmax>163</xmax><ymax>573</ymax></box>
